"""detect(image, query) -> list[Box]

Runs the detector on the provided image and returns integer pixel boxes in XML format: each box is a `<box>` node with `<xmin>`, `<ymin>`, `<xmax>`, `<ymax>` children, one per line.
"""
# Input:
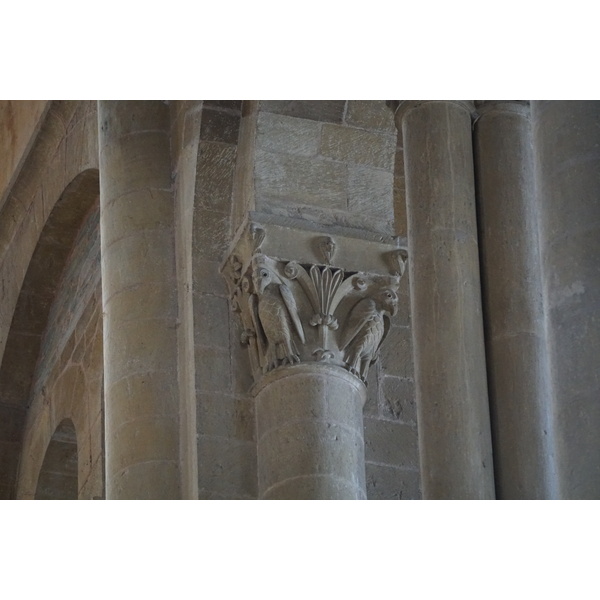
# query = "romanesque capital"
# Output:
<box><xmin>221</xmin><ymin>217</ymin><xmax>407</xmax><ymax>386</ymax></box>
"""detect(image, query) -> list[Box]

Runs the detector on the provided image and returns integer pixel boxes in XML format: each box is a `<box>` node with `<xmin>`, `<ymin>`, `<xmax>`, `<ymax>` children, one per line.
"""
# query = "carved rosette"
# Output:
<box><xmin>222</xmin><ymin>226</ymin><xmax>407</xmax><ymax>385</ymax></box>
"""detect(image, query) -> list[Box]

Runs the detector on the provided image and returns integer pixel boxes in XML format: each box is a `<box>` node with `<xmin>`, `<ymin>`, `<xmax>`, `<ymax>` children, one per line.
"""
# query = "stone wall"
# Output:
<box><xmin>192</xmin><ymin>101</ymin><xmax>258</xmax><ymax>499</ymax></box>
<box><xmin>247</xmin><ymin>101</ymin><xmax>398</xmax><ymax>235</ymax></box>
<box><xmin>0</xmin><ymin>101</ymin><xmax>99</xmax><ymax>499</ymax></box>
<box><xmin>17</xmin><ymin>205</ymin><xmax>104</xmax><ymax>499</ymax></box>
<box><xmin>0</xmin><ymin>101</ymin><xmax>48</xmax><ymax>213</ymax></box>
<box><xmin>171</xmin><ymin>101</ymin><xmax>258</xmax><ymax>499</ymax></box>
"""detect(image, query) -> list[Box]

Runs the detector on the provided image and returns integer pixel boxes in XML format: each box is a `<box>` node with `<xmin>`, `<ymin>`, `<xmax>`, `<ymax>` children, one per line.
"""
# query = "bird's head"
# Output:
<box><xmin>377</xmin><ymin>288</ymin><xmax>399</xmax><ymax>317</ymax></box>
<box><xmin>252</xmin><ymin>265</ymin><xmax>273</xmax><ymax>295</ymax></box>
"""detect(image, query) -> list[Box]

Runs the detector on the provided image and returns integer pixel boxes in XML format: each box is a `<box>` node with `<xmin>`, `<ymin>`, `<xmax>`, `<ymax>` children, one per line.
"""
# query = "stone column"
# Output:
<box><xmin>255</xmin><ymin>364</ymin><xmax>366</xmax><ymax>499</ymax></box>
<box><xmin>394</xmin><ymin>100</ymin><xmax>495</xmax><ymax>499</ymax></box>
<box><xmin>474</xmin><ymin>101</ymin><xmax>557</xmax><ymax>499</ymax></box>
<box><xmin>222</xmin><ymin>222</ymin><xmax>406</xmax><ymax>499</ymax></box>
<box><xmin>531</xmin><ymin>101</ymin><xmax>600</xmax><ymax>499</ymax></box>
<box><xmin>98</xmin><ymin>101</ymin><xmax>181</xmax><ymax>499</ymax></box>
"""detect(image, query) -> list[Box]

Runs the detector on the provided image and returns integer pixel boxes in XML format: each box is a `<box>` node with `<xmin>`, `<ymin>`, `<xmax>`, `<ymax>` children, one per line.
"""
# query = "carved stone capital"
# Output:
<box><xmin>221</xmin><ymin>217</ymin><xmax>407</xmax><ymax>385</ymax></box>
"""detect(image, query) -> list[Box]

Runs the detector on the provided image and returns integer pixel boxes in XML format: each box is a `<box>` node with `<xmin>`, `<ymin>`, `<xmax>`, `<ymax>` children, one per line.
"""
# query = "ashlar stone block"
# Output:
<box><xmin>345</xmin><ymin>101</ymin><xmax>396</xmax><ymax>133</ymax></box>
<box><xmin>192</xmin><ymin>207</ymin><xmax>231</xmax><ymax>262</ymax></box>
<box><xmin>381</xmin><ymin>375</ymin><xmax>416</xmax><ymax>424</ymax></box>
<box><xmin>366</xmin><ymin>463</ymin><xmax>421</xmax><ymax>500</ymax></box>
<box><xmin>193</xmin><ymin>293</ymin><xmax>231</xmax><ymax>350</ymax></box>
<box><xmin>199</xmin><ymin>107</ymin><xmax>240</xmax><ymax>144</ymax></box>
<box><xmin>196</xmin><ymin>392</ymin><xmax>255</xmax><ymax>442</ymax></box>
<box><xmin>363</xmin><ymin>417</ymin><xmax>419</xmax><ymax>469</ymax></box>
<box><xmin>347</xmin><ymin>165</ymin><xmax>394</xmax><ymax>223</ymax></box>
<box><xmin>197</xmin><ymin>436</ymin><xmax>257</xmax><ymax>499</ymax></box>
<box><xmin>256</xmin><ymin>111</ymin><xmax>321</xmax><ymax>157</ymax></box>
<box><xmin>254</xmin><ymin>150</ymin><xmax>348</xmax><ymax>210</ymax></box>
<box><xmin>194</xmin><ymin>142</ymin><xmax>237</xmax><ymax>214</ymax></box>
<box><xmin>320</xmin><ymin>124</ymin><xmax>396</xmax><ymax>171</ymax></box>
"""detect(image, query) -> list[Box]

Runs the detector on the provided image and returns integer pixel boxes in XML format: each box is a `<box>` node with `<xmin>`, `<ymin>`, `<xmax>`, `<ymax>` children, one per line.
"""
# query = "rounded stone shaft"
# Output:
<box><xmin>531</xmin><ymin>101</ymin><xmax>600</xmax><ymax>498</ymax></box>
<box><xmin>98</xmin><ymin>101</ymin><xmax>181</xmax><ymax>499</ymax></box>
<box><xmin>397</xmin><ymin>101</ymin><xmax>495</xmax><ymax>499</ymax></box>
<box><xmin>474</xmin><ymin>101</ymin><xmax>557</xmax><ymax>499</ymax></box>
<box><xmin>254</xmin><ymin>364</ymin><xmax>367</xmax><ymax>500</ymax></box>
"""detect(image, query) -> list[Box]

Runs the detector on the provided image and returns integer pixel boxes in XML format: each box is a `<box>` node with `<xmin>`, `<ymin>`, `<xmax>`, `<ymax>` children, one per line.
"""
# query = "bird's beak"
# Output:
<box><xmin>254</xmin><ymin>273</ymin><xmax>267</xmax><ymax>295</ymax></box>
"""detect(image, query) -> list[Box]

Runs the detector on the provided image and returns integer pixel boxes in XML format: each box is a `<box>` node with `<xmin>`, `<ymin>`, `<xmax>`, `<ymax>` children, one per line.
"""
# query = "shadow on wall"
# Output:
<box><xmin>0</xmin><ymin>168</ymin><xmax>100</xmax><ymax>500</ymax></box>
<box><xmin>34</xmin><ymin>418</ymin><xmax>78</xmax><ymax>500</ymax></box>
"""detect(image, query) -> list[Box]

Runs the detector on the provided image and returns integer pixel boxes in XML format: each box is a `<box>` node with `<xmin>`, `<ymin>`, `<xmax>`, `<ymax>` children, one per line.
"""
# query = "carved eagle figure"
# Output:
<box><xmin>339</xmin><ymin>288</ymin><xmax>399</xmax><ymax>381</ymax></box>
<box><xmin>250</xmin><ymin>264</ymin><xmax>305</xmax><ymax>373</ymax></box>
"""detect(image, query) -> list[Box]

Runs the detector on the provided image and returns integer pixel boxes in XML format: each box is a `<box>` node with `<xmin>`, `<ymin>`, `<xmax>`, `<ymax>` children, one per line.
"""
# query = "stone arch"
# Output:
<box><xmin>0</xmin><ymin>167</ymin><xmax>100</xmax><ymax>498</ymax></box>
<box><xmin>34</xmin><ymin>418</ymin><xmax>78</xmax><ymax>500</ymax></box>
<box><xmin>17</xmin><ymin>364</ymin><xmax>87</xmax><ymax>499</ymax></box>
<box><xmin>0</xmin><ymin>169</ymin><xmax>99</xmax><ymax>409</ymax></box>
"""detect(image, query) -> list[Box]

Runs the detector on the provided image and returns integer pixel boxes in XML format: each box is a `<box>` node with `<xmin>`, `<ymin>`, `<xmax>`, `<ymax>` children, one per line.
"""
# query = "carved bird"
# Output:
<box><xmin>339</xmin><ymin>288</ymin><xmax>398</xmax><ymax>381</ymax></box>
<box><xmin>250</xmin><ymin>264</ymin><xmax>305</xmax><ymax>373</ymax></box>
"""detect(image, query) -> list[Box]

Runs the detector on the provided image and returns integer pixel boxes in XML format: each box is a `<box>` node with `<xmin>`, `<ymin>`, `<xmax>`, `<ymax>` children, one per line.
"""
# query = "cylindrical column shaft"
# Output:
<box><xmin>255</xmin><ymin>364</ymin><xmax>366</xmax><ymax>500</ymax></box>
<box><xmin>474</xmin><ymin>101</ymin><xmax>557</xmax><ymax>499</ymax></box>
<box><xmin>398</xmin><ymin>100</ymin><xmax>495</xmax><ymax>499</ymax></box>
<box><xmin>99</xmin><ymin>101</ymin><xmax>181</xmax><ymax>499</ymax></box>
<box><xmin>532</xmin><ymin>101</ymin><xmax>600</xmax><ymax>498</ymax></box>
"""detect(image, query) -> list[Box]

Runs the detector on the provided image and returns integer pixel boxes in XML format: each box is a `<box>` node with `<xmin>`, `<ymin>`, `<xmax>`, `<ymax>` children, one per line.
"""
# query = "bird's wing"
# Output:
<box><xmin>371</xmin><ymin>313</ymin><xmax>391</xmax><ymax>364</ymax></box>
<box><xmin>279</xmin><ymin>283</ymin><xmax>305</xmax><ymax>344</ymax></box>
<box><xmin>339</xmin><ymin>298</ymin><xmax>376</xmax><ymax>351</ymax></box>
<box><xmin>249</xmin><ymin>293</ymin><xmax>267</xmax><ymax>359</ymax></box>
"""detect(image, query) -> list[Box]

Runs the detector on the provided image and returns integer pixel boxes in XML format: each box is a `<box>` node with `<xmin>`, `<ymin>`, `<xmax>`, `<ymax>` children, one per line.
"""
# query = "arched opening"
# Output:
<box><xmin>34</xmin><ymin>419</ymin><xmax>78</xmax><ymax>500</ymax></box>
<box><xmin>0</xmin><ymin>168</ymin><xmax>99</xmax><ymax>499</ymax></box>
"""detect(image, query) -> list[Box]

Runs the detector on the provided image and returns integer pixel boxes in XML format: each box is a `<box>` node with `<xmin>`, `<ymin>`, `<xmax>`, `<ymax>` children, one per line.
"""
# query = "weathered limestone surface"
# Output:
<box><xmin>240</xmin><ymin>101</ymin><xmax>398</xmax><ymax>237</ymax></box>
<box><xmin>0</xmin><ymin>101</ymin><xmax>49</xmax><ymax>212</ymax></box>
<box><xmin>18</xmin><ymin>285</ymin><xmax>104</xmax><ymax>500</ymax></box>
<box><xmin>34</xmin><ymin>419</ymin><xmax>78</xmax><ymax>500</ymax></box>
<box><xmin>170</xmin><ymin>101</ymin><xmax>201</xmax><ymax>500</ymax></box>
<box><xmin>0</xmin><ymin>102</ymin><xmax>98</xmax><ymax>373</ymax></box>
<box><xmin>255</xmin><ymin>365</ymin><xmax>367</xmax><ymax>499</ymax></box>
<box><xmin>2</xmin><ymin>100</ymin><xmax>419</xmax><ymax>501</ymax></box>
<box><xmin>99</xmin><ymin>101</ymin><xmax>180</xmax><ymax>499</ymax></box>
<box><xmin>474</xmin><ymin>101</ymin><xmax>557</xmax><ymax>499</ymax></box>
<box><xmin>224</xmin><ymin>101</ymin><xmax>419</xmax><ymax>499</ymax></box>
<box><xmin>183</xmin><ymin>101</ymin><xmax>257</xmax><ymax>500</ymax></box>
<box><xmin>532</xmin><ymin>101</ymin><xmax>600</xmax><ymax>498</ymax></box>
<box><xmin>16</xmin><ymin>203</ymin><xmax>103</xmax><ymax>499</ymax></box>
<box><xmin>0</xmin><ymin>101</ymin><xmax>99</xmax><ymax>499</ymax></box>
<box><xmin>222</xmin><ymin>208</ymin><xmax>408</xmax><ymax>499</ymax></box>
<box><xmin>259</xmin><ymin>101</ymin><xmax>346</xmax><ymax>123</ymax></box>
<box><xmin>396</xmin><ymin>100</ymin><xmax>495</xmax><ymax>499</ymax></box>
